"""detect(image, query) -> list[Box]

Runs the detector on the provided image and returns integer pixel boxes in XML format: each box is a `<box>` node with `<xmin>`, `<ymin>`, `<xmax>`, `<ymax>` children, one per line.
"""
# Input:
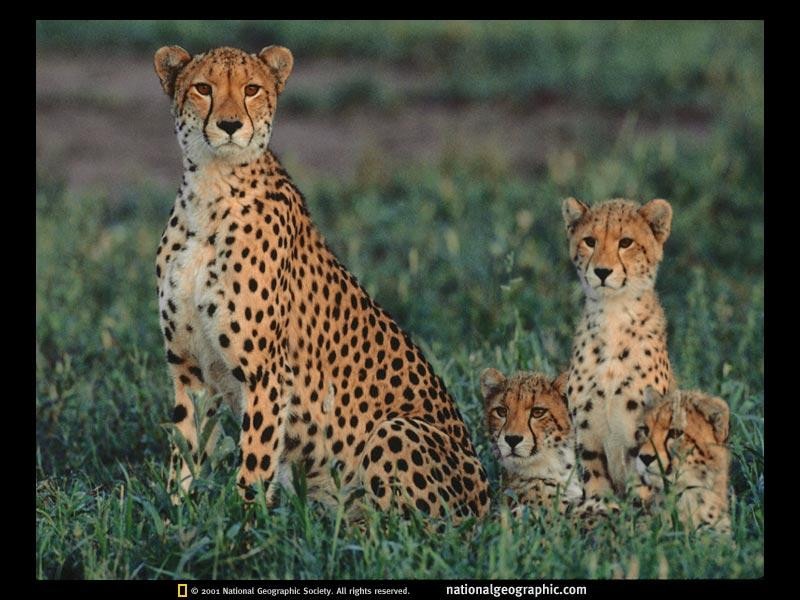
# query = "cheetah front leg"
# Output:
<box><xmin>575</xmin><ymin>425</ymin><xmax>614</xmax><ymax>502</ymax></box>
<box><xmin>234</xmin><ymin>354</ymin><xmax>293</xmax><ymax>505</ymax></box>
<box><xmin>166</xmin><ymin>361</ymin><xmax>222</xmax><ymax>504</ymax></box>
<box><xmin>573</xmin><ymin>424</ymin><xmax>621</xmax><ymax>525</ymax></box>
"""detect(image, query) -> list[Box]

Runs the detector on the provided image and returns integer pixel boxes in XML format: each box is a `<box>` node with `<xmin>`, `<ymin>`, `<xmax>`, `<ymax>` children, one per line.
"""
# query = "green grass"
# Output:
<box><xmin>36</xmin><ymin>21</ymin><xmax>762</xmax><ymax>579</ymax></box>
<box><xmin>35</xmin><ymin>135</ymin><xmax>763</xmax><ymax>578</ymax></box>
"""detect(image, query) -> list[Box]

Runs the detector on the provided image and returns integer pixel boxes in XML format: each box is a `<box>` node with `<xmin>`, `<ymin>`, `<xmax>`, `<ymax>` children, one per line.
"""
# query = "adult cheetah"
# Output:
<box><xmin>152</xmin><ymin>45</ymin><xmax>490</xmax><ymax>520</ymax></box>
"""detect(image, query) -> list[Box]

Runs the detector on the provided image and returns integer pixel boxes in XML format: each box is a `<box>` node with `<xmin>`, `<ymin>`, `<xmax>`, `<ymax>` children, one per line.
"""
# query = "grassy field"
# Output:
<box><xmin>36</xmin><ymin>21</ymin><xmax>763</xmax><ymax>579</ymax></box>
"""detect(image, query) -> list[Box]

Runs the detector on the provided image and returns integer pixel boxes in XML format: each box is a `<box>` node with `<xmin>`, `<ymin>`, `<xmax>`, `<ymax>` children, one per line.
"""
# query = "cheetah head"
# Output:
<box><xmin>634</xmin><ymin>386</ymin><xmax>729</xmax><ymax>493</ymax></box>
<box><xmin>562</xmin><ymin>198</ymin><xmax>672</xmax><ymax>299</ymax></box>
<box><xmin>480</xmin><ymin>369</ymin><xmax>572</xmax><ymax>476</ymax></box>
<box><xmin>154</xmin><ymin>45</ymin><xmax>293</xmax><ymax>165</ymax></box>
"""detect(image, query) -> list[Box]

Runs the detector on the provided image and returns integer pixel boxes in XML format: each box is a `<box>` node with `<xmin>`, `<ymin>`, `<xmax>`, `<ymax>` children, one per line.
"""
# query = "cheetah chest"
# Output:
<box><xmin>158</xmin><ymin>212</ymin><xmax>241</xmax><ymax>409</ymax></box>
<box><xmin>583</xmin><ymin>304</ymin><xmax>664</xmax><ymax>404</ymax></box>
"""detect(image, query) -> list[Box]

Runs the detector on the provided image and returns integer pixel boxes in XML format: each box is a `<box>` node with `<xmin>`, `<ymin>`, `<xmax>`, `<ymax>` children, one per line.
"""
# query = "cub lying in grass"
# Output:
<box><xmin>634</xmin><ymin>386</ymin><xmax>732</xmax><ymax>534</ymax></box>
<box><xmin>480</xmin><ymin>369</ymin><xmax>581</xmax><ymax>515</ymax></box>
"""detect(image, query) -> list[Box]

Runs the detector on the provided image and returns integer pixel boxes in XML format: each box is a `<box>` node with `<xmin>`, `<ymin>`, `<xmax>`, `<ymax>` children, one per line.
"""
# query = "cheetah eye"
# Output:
<box><xmin>244</xmin><ymin>84</ymin><xmax>261</xmax><ymax>97</ymax></box>
<box><xmin>619</xmin><ymin>237</ymin><xmax>633</xmax><ymax>249</ymax></box>
<box><xmin>494</xmin><ymin>407</ymin><xmax>507</xmax><ymax>419</ymax></box>
<box><xmin>583</xmin><ymin>236</ymin><xmax>596</xmax><ymax>248</ymax></box>
<box><xmin>531</xmin><ymin>407</ymin><xmax>548</xmax><ymax>419</ymax></box>
<box><xmin>194</xmin><ymin>83</ymin><xmax>212</xmax><ymax>96</ymax></box>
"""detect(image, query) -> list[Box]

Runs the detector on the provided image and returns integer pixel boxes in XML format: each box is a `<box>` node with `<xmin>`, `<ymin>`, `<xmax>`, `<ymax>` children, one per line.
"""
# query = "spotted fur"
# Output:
<box><xmin>561</xmin><ymin>198</ymin><xmax>675</xmax><ymax>506</ymax></box>
<box><xmin>480</xmin><ymin>369</ymin><xmax>581</xmax><ymax>515</ymax></box>
<box><xmin>634</xmin><ymin>386</ymin><xmax>731</xmax><ymax>534</ymax></box>
<box><xmin>153</xmin><ymin>45</ymin><xmax>490</xmax><ymax>520</ymax></box>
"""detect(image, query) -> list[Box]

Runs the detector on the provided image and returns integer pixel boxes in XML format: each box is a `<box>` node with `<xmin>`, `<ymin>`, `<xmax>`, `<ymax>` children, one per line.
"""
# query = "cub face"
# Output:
<box><xmin>480</xmin><ymin>369</ymin><xmax>571</xmax><ymax>475</ymax></box>
<box><xmin>154</xmin><ymin>45</ymin><xmax>293</xmax><ymax>165</ymax></box>
<box><xmin>634</xmin><ymin>386</ymin><xmax>729</xmax><ymax>493</ymax></box>
<box><xmin>562</xmin><ymin>198</ymin><xmax>672</xmax><ymax>299</ymax></box>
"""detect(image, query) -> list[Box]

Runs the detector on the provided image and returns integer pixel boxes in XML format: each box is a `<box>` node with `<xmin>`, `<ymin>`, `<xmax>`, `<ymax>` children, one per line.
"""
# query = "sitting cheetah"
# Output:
<box><xmin>152</xmin><ymin>45</ymin><xmax>490</xmax><ymax>520</ymax></box>
<box><xmin>561</xmin><ymin>197</ymin><xmax>675</xmax><ymax>505</ymax></box>
<box><xmin>634</xmin><ymin>386</ymin><xmax>731</xmax><ymax>534</ymax></box>
<box><xmin>479</xmin><ymin>369</ymin><xmax>581</xmax><ymax>515</ymax></box>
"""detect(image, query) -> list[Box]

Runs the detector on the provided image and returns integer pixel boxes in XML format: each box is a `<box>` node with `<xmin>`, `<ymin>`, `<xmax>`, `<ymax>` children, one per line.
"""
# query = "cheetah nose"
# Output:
<box><xmin>217</xmin><ymin>120</ymin><xmax>243</xmax><ymax>135</ymax></box>
<box><xmin>639</xmin><ymin>454</ymin><xmax>657</xmax><ymax>467</ymax></box>
<box><xmin>504</xmin><ymin>434</ymin><xmax>523</xmax><ymax>449</ymax></box>
<box><xmin>594</xmin><ymin>267</ymin><xmax>612</xmax><ymax>283</ymax></box>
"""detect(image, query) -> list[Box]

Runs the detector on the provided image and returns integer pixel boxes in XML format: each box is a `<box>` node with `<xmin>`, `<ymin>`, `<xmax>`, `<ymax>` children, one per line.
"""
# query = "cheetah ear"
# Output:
<box><xmin>154</xmin><ymin>45</ymin><xmax>192</xmax><ymax>98</ymax></box>
<box><xmin>562</xmin><ymin>197</ymin><xmax>589</xmax><ymax>232</ymax></box>
<box><xmin>638</xmin><ymin>199</ymin><xmax>673</xmax><ymax>244</ymax></box>
<box><xmin>258</xmin><ymin>46</ymin><xmax>294</xmax><ymax>94</ymax></box>
<box><xmin>479</xmin><ymin>368</ymin><xmax>506</xmax><ymax>403</ymax></box>
<box><xmin>688</xmin><ymin>391</ymin><xmax>730</xmax><ymax>444</ymax></box>
<box><xmin>552</xmin><ymin>371</ymin><xmax>570</xmax><ymax>399</ymax></box>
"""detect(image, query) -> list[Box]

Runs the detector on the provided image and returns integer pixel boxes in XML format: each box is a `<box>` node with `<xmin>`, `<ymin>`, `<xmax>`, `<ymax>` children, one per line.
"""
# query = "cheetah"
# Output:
<box><xmin>479</xmin><ymin>369</ymin><xmax>581</xmax><ymax>515</ymax></box>
<box><xmin>152</xmin><ymin>45</ymin><xmax>490</xmax><ymax>520</ymax></box>
<box><xmin>634</xmin><ymin>386</ymin><xmax>731</xmax><ymax>534</ymax></box>
<box><xmin>561</xmin><ymin>197</ymin><xmax>675</xmax><ymax>506</ymax></box>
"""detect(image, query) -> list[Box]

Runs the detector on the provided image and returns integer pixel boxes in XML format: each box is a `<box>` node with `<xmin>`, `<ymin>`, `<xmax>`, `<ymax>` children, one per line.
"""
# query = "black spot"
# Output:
<box><xmin>387</xmin><ymin>436</ymin><xmax>403</xmax><ymax>453</ymax></box>
<box><xmin>172</xmin><ymin>404</ymin><xmax>187</xmax><ymax>423</ymax></box>
<box><xmin>166</xmin><ymin>350</ymin><xmax>183</xmax><ymax>364</ymax></box>
<box><xmin>260</xmin><ymin>425</ymin><xmax>274</xmax><ymax>443</ymax></box>
<box><xmin>232</xmin><ymin>367</ymin><xmax>245</xmax><ymax>382</ymax></box>
<box><xmin>370</xmin><ymin>476</ymin><xmax>386</xmax><ymax>497</ymax></box>
<box><xmin>188</xmin><ymin>366</ymin><xmax>204</xmax><ymax>382</ymax></box>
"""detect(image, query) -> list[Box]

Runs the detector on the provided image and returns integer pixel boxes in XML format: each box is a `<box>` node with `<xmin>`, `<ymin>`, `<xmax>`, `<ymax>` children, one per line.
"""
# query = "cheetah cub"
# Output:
<box><xmin>634</xmin><ymin>386</ymin><xmax>731</xmax><ymax>534</ymax></box>
<box><xmin>562</xmin><ymin>197</ymin><xmax>675</xmax><ymax>505</ymax></box>
<box><xmin>480</xmin><ymin>369</ymin><xmax>581</xmax><ymax>515</ymax></box>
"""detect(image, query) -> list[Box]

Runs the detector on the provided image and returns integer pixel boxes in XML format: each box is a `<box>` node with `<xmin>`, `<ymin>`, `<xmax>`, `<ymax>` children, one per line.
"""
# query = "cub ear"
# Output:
<box><xmin>688</xmin><ymin>391</ymin><xmax>730</xmax><ymax>444</ymax></box>
<box><xmin>258</xmin><ymin>46</ymin><xmax>294</xmax><ymax>94</ymax></box>
<box><xmin>562</xmin><ymin>197</ymin><xmax>589</xmax><ymax>231</ymax></box>
<box><xmin>154</xmin><ymin>45</ymin><xmax>192</xmax><ymax>98</ymax></box>
<box><xmin>552</xmin><ymin>371</ymin><xmax>570</xmax><ymax>399</ymax></box>
<box><xmin>642</xmin><ymin>385</ymin><xmax>663</xmax><ymax>410</ymax></box>
<box><xmin>638</xmin><ymin>199</ymin><xmax>672</xmax><ymax>244</ymax></box>
<box><xmin>479</xmin><ymin>368</ymin><xmax>506</xmax><ymax>403</ymax></box>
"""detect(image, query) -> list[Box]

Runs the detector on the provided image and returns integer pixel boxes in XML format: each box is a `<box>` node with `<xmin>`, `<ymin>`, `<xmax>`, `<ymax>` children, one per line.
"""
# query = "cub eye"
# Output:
<box><xmin>494</xmin><ymin>407</ymin><xmax>507</xmax><ymax>418</ymax></box>
<box><xmin>666</xmin><ymin>428</ymin><xmax>682</xmax><ymax>440</ymax></box>
<box><xmin>635</xmin><ymin>425</ymin><xmax>649</xmax><ymax>442</ymax></box>
<box><xmin>531</xmin><ymin>407</ymin><xmax>548</xmax><ymax>419</ymax></box>
<box><xmin>244</xmin><ymin>84</ymin><xmax>261</xmax><ymax>97</ymax></box>
<box><xmin>619</xmin><ymin>238</ymin><xmax>633</xmax><ymax>249</ymax></box>
<box><xmin>583</xmin><ymin>237</ymin><xmax>596</xmax><ymax>248</ymax></box>
<box><xmin>194</xmin><ymin>83</ymin><xmax>212</xmax><ymax>95</ymax></box>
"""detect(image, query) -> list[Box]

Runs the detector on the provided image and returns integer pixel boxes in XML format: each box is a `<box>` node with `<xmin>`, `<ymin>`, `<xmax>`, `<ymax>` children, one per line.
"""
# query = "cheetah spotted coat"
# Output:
<box><xmin>153</xmin><ymin>45</ymin><xmax>490</xmax><ymax>520</ymax></box>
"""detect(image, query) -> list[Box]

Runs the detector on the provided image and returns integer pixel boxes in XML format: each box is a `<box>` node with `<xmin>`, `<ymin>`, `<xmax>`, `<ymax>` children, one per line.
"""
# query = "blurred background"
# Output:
<box><xmin>36</xmin><ymin>21</ymin><xmax>763</xmax><ymax>578</ymax></box>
